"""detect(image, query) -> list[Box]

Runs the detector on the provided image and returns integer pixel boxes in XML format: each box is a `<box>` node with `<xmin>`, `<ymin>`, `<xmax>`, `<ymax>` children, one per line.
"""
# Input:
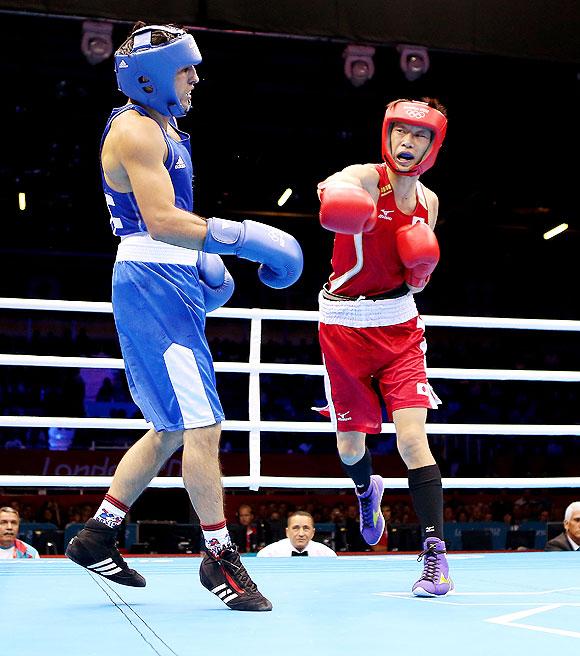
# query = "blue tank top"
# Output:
<box><xmin>100</xmin><ymin>104</ymin><xmax>194</xmax><ymax>237</ymax></box>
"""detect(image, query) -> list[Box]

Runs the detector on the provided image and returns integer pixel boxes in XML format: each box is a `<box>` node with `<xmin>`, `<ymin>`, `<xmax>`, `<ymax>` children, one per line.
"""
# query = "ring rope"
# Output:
<box><xmin>1</xmin><ymin>353</ymin><xmax>578</xmax><ymax>382</ymax></box>
<box><xmin>1</xmin><ymin>296</ymin><xmax>580</xmax><ymax>331</ymax></box>
<box><xmin>1</xmin><ymin>475</ymin><xmax>579</xmax><ymax>490</ymax></box>
<box><xmin>0</xmin><ymin>416</ymin><xmax>578</xmax><ymax>435</ymax></box>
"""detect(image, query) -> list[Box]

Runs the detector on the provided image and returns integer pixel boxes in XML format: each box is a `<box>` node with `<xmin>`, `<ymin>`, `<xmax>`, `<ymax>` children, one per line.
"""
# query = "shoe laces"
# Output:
<box><xmin>359</xmin><ymin>490</ymin><xmax>375</xmax><ymax>529</ymax></box>
<box><xmin>219</xmin><ymin>550</ymin><xmax>257</xmax><ymax>592</ymax></box>
<box><xmin>416</xmin><ymin>543</ymin><xmax>441</xmax><ymax>582</ymax></box>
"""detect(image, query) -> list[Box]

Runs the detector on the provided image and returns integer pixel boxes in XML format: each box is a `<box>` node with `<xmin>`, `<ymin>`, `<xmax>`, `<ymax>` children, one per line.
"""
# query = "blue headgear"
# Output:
<box><xmin>114</xmin><ymin>25</ymin><xmax>202</xmax><ymax>118</ymax></box>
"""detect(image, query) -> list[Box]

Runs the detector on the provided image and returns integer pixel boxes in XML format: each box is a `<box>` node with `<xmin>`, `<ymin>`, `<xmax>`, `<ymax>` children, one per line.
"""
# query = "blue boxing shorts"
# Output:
<box><xmin>112</xmin><ymin>257</ymin><xmax>224</xmax><ymax>432</ymax></box>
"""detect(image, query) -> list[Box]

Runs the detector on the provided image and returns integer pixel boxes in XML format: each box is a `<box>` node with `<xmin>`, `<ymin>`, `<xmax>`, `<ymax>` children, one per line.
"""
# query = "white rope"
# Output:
<box><xmin>0</xmin><ymin>475</ymin><xmax>578</xmax><ymax>489</ymax></box>
<box><xmin>1</xmin><ymin>354</ymin><xmax>578</xmax><ymax>383</ymax></box>
<box><xmin>1</xmin><ymin>415</ymin><xmax>579</xmax><ymax>435</ymax></box>
<box><xmin>1</xmin><ymin>296</ymin><xmax>579</xmax><ymax>331</ymax></box>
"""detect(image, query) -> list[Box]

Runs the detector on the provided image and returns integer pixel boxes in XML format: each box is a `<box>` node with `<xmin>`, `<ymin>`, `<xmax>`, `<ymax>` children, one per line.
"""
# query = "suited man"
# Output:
<box><xmin>257</xmin><ymin>511</ymin><xmax>336</xmax><ymax>557</ymax></box>
<box><xmin>228</xmin><ymin>504</ymin><xmax>262</xmax><ymax>553</ymax></box>
<box><xmin>544</xmin><ymin>501</ymin><xmax>580</xmax><ymax>551</ymax></box>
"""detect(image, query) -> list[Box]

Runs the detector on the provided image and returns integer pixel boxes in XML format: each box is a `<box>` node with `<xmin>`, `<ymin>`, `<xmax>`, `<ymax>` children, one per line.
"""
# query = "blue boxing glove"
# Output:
<box><xmin>203</xmin><ymin>218</ymin><xmax>303</xmax><ymax>289</ymax></box>
<box><xmin>197</xmin><ymin>252</ymin><xmax>235</xmax><ymax>312</ymax></box>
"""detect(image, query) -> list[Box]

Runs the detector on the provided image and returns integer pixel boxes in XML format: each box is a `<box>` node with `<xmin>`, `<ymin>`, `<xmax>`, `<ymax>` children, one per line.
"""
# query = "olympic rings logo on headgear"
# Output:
<box><xmin>382</xmin><ymin>99</ymin><xmax>448</xmax><ymax>177</ymax></box>
<box><xmin>405</xmin><ymin>108</ymin><xmax>428</xmax><ymax>119</ymax></box>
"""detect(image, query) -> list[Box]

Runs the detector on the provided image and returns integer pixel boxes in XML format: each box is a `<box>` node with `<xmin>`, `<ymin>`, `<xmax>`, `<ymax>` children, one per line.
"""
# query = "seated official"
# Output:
<box><xmin>544</xmin><ymin>501</ymin><xmax>580</xmax><ymax>551</ymax></box>
<box><xmin>257</xmin><ymin>511</ymin><xmax>337</xmax><ymax>557</ymax></box>
<box><xmin>0</xmin><ymin>507</ymin><xmax>40</xmax><ymax>559</ymax></box>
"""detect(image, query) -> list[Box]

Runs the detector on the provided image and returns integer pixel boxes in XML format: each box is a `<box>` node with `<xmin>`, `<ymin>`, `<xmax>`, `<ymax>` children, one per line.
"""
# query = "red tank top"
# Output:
<box><xmin>327</xmin><ymin>163</ymin><xmax>430</xmax><ymax>297</ymax></box>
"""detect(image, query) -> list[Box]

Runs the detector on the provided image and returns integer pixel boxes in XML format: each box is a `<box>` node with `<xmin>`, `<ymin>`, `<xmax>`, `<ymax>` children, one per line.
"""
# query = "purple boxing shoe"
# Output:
<box><xmin>412</xmin><ymin>537</ymin><xmax>454</xmax><ymax>597</ymax></box>
<box><xmin>356</xmin><ymin>474</ymin><xmax>385</xmax><ymax>545</ymax></box>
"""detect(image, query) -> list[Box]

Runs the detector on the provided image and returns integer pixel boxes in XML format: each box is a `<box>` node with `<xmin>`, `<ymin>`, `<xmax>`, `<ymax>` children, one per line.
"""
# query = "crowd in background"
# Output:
<box><xmin>3</xmin><ymin>490</ymin><xmax>561</xmax><ymax>535</ymax></box>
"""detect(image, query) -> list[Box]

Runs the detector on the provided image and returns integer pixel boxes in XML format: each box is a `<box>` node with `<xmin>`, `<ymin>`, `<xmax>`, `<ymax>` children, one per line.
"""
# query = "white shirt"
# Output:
<box><xmin>566</xmin><ymin>534</ymin><xmax>580</xmax><ymax>551</ymax></box>
<box><xmin>0</xmin><ymin>541</ymin><xmax>39</xmax><ymax>559</ymax></box>
<box><xmin>257</xmin><ymin>538</ymin><xmax>337</xmax><ymax>558</ymax></box>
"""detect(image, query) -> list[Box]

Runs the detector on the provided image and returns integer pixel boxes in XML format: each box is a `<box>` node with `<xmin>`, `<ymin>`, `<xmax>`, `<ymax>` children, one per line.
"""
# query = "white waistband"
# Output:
<box><xmin>318</xmin><ymin>290</ymin><xmax>417</xmax><ymax>327</ymax></box>
<box><xmin>115</xmin><ymin>233</ymin><xmax>199</xmax><ymax>265</ymax></box>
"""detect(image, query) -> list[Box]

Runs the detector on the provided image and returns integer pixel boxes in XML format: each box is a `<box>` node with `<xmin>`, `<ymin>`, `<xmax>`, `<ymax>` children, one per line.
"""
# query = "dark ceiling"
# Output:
<box><xmin>2</xmin><ymin>0</ymin><xmax>579</xmax><ymax>62</ymax></box>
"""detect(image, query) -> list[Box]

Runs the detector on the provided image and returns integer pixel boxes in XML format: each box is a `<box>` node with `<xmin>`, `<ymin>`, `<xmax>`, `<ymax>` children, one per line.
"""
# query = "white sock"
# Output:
<box><xmin>93</xmin><ymin>494</ymin><xmax>128</xmax><ymax>529</ymax></box>
<box><xmin>202</xmin><ymin>520</ymin><xmax>233</xmax><ymax>555</ymax></box>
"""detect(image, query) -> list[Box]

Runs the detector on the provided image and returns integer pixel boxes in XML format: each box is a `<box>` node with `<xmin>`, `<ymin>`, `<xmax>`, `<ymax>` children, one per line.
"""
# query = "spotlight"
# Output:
<box><xmin>543</xmin><ymin>223</ymin><xmax>568</xmax><ymax>240</ymax></box>
<box><xmin>343</xmin><ymin>45</ymin><xmax>375</xmax><ymax>87</ymax></box>
<box><xmin>277</xmin><ymin>188</ymin><xmax>293</xmax><ymax>207</ymax></box>
<box><xmin>81</xmin><ymin>20</ymin><xmax>113</xmax><ymax>65</ymax></box>
<box><xmin>397</xmin><ymin>45</ymin><xmax>430</xmax><ymax>82</ymax></box>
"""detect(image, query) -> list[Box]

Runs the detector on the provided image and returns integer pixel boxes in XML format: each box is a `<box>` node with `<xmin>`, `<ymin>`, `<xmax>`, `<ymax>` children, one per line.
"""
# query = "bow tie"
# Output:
<box><xmin>291</xmin><ymin>550</ymin><xmax>308</xmax><ymax>557</ymax></box>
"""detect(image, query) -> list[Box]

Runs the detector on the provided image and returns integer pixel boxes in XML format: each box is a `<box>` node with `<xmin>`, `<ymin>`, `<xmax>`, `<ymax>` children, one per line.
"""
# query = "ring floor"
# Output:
<box><xmin>1</xmin><ymin>552</ymin><xmax>578</xmax><ymax>655</ymax></box>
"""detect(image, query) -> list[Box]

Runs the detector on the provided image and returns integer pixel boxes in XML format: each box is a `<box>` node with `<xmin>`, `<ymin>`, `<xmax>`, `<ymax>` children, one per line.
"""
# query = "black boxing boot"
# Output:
<box><xmin>66</xmin><ymin>518</ymin><xmax>146</xmax><ymax>587</ymax></box>
<box><xmin>199</xmin><ymin>545</ymin><xmax>272</xmax><ymax>611</ymax></box>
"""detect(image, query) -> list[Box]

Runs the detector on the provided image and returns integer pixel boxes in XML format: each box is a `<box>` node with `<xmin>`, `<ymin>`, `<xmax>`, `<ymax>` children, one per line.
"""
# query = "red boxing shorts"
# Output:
<box><xmin>319</xmin><ymin>315</ymin><xmax>440</xmax><ymax>434</ymax></box>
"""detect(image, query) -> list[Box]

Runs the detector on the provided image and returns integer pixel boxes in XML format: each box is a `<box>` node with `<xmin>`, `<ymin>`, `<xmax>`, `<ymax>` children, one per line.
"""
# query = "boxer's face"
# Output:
<box><xmin>0</xmin><ymin>511</ymin><xmax>19</xmax><ymax>548</ymax></box>
<box><xmin>390</xmin><ymin>122</ymin><xmax>432</xmax><ymax>172</ymax></box>
<box><xmin>175</xmin><ymin>65</ymin><xmax>199</xmax><ymax>113</ymax></box>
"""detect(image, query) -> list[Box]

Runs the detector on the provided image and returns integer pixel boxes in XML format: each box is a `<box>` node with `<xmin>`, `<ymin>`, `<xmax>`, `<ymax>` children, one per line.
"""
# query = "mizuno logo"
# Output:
<box><xmin>378</xmin><ymin>209</ymin><xmax>394</xmax><ymax>221</ymax></box>
<box><xmin>440</xmin><ymin>573</ymin><xmax>451</xmax><ymax>584</ymax></box>
<box><xmin>373</xmin><ymin>509</ymin><xmax>381</xmax><ymax>527</ymax></box>
<box><xmin>175</xmin><ymin>156</ymin><xmax>187</xmax><ymax>169</ymax></box>
<box><xmin>337</xmin><ymin>411</ymin><xmax>351</xmax><ymax>421</ymax></box>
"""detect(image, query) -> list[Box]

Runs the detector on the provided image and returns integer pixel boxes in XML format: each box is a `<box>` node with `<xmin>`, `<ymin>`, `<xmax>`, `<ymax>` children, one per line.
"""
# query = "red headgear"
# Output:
<box><xmin>382</xmin><ymin>99</ymin><xmax>447</xmax><ymax>176</ymax></box>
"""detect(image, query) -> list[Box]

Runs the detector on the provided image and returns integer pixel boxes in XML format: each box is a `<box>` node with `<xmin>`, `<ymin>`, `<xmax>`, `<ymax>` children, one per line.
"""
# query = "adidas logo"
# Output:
<box><xmin>87</xmin><ymin>557</ymin><xmax>122</xmax><ymax>577</ymax></box>
<box><xmin>175</xmin><ymin>156</ymin><xmax>186</xmax><ymax>169</ymax></box>
<box><xmin>211</xmin><ymin>583</ymin><xmax>239</xmax><ymax>605</ymax></box>
<box><xmin>118</xmin><ymin>60</ymin><xmax>129</xmax><ymax>69</ymax></box>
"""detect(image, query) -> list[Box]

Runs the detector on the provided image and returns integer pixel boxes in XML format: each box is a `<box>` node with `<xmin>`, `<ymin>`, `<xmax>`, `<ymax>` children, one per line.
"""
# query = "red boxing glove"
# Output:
<box><xmin>319</xmin><ymin>181</ymin><xmax>377</xmax><ymax>234</ymax></box>
<box><xmin>395</xmin><ymin>221</ymin><xmax>440</xmax><ymax>290</ymax></box>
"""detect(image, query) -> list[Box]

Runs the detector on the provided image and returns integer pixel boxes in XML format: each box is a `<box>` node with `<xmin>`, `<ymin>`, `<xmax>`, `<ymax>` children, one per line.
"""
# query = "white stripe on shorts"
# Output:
<box><xmin>163</xmin><ymin>343</ymin><xmax>216</xmax><ymax>427</ymax></box>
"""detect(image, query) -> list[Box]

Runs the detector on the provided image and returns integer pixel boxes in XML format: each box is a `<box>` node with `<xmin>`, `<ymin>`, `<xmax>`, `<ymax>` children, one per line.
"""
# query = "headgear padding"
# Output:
<box><xmin>382</xmin><ymin>99</ymin><xmax>447</xmax><ymax>176</ymax></box>
<box><xmin>115</xmin><ymin>25</ymin><xmax>202</xmax><ymax>118</ymax></box>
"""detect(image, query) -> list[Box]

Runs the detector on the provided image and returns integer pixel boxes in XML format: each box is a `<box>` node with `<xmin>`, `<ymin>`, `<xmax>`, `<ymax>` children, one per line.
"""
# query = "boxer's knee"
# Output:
<box><xmin>337</xmin><ymin>430</ymin><xmax>366</xmax><ymax>464</ymax></box>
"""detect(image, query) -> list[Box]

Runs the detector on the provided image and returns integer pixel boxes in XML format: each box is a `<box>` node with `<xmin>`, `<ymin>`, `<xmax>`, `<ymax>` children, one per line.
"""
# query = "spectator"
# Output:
<box><xmin>544</xmin><ymin>501</ymin><xmax>580</xmax><ymax>552</ymax></box>
<box><xmin>257</xmin><ymin>511</ymin><xmax>336</xmax><ymax>557</ymax></box>
<box><xmin>344</xmin><ymin>504</ymin><xmax>369</xmax><ymax>552</ymax></box>
<box><xmin>96</xmin><ymin>377</ymin><xmax>115</xmax><ymax>402</ymax></box>
<box><xmin>0</xmin><ymin>507</ymin><xmax>39</xmax><ymax>559</ymax></box>
<box><xmin>229</xmin><ymin>504</ymin><xmax>260</xmax><ymax>553</ymax></box>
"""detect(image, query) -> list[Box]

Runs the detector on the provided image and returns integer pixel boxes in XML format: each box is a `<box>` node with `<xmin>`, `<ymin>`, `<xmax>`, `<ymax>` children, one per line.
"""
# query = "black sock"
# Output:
<box><xmin>408</xmin><ymin>464</ymin><xmax>444</xmax><ymax>541</ymax></box>
<box><xmin>341</xmin><ymin>448</ymin><xmax>372</xmax><ymax>493</ymax></box>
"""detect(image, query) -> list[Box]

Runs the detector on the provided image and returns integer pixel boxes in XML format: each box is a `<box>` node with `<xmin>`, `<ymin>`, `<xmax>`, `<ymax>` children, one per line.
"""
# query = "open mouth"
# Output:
<box><xmin>396</xmin><ymin>152</ymin><xmax>415</xmax><ymax>163</ymax></box>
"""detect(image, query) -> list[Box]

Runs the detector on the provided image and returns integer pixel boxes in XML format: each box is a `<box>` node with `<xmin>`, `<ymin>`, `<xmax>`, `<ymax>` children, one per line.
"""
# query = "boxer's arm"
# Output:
<box><xmin>318</xmin><ymin>164</ymin><xmax>379</xmax><ymax>195</ymax></box>
<box><xmin>422</xmin><ymin>186</ymin><xmax>439</xmax><ymax>230</ymax></box>
<box><xmin>114</xmin><ymin>115</ymin><xmax>208</xmax><ymax>248</ymax></box>
<box><xmin>318</xmin><ymin>164</ymin><xmax>379</xmax><ymax>234</ymax></box>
